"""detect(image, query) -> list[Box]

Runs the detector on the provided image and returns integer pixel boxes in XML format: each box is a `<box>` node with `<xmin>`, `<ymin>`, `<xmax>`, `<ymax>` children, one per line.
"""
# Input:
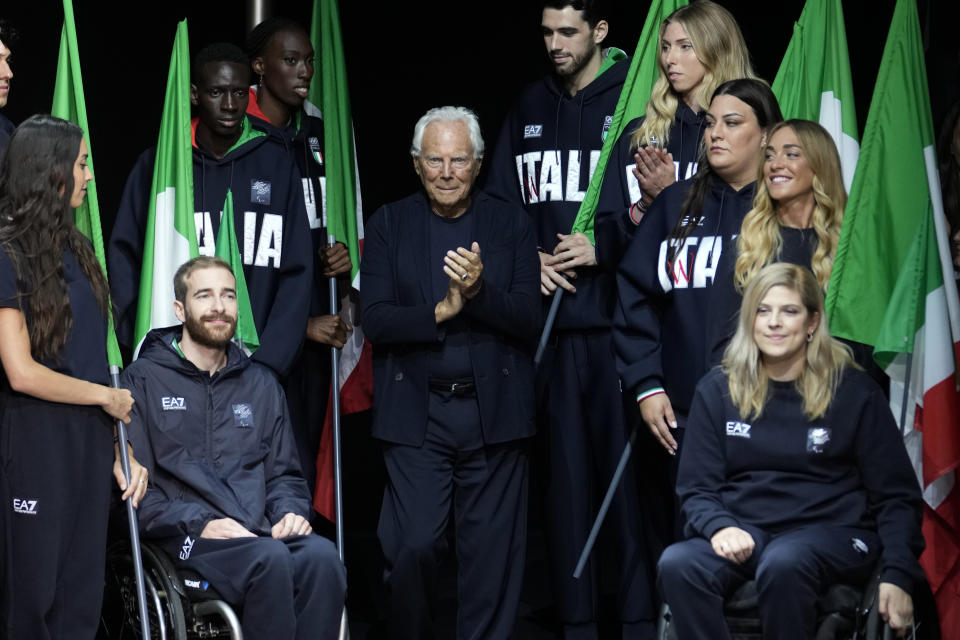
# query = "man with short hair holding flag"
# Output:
<box><xmin>108</xmin><ymin>38</ymin><xmax>312</xmax><ymax>381</ymax></box>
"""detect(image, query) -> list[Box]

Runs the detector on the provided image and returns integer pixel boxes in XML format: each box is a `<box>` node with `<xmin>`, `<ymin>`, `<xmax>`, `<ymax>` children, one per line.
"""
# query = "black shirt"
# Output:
<box><xmin>428</xmin><ymin>204</ymin><xmax>474</xmax><ymax>379</ymax></box>
<box><xmin>0</xmin><ymin>244</ymin><xmax>108</xmax><ymax>385</ymax></box>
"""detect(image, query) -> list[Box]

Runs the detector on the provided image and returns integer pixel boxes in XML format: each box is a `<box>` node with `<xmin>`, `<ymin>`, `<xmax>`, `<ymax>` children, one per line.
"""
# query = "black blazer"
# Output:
<box><xmin>360</xmin><ymin>190</ymin><xmax>540</xmax><ymax>446</ymax></box>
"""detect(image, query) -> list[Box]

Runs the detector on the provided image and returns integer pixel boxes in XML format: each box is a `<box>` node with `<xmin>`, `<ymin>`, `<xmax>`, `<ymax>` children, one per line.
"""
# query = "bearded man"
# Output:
<box><xmin>121</xmin><ymin>256</ymin><xmax>346</xmax><ymax>640</ymax></box>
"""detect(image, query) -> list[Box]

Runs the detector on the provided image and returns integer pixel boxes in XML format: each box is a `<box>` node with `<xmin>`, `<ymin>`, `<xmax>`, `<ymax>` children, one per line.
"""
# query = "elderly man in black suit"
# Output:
<box><xmin>361</xmin><ymin>106</ymin><xmax>540</xmax><ymax>640</ymax></box>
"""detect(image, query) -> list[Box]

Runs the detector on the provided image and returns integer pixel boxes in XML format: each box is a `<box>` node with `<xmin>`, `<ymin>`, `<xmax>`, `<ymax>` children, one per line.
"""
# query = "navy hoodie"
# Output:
<box><xmin>679</xmin><ymin>366</ymin><xmax>924</xmax><ymax>592</ymax></box>
<box><xmin>247</xmin><ymin>91</ymin><xmax>336</xmax><ymax>316</ymax></box>
<box><xmin>614</xmin><ymin>174</ymin><xmax>755</xmax><ymax>414</ymax></box>
<box><xmin>595</xmin><ymin>102</ymin><xmax>705</xmax><ymax>266</ymax></box>
<box><xmin>485</xmin><ymin>50</ymin><xmax>629</xmax><ymax>330</ymax></box>
<box><xmin>122</xmin><ymin>327</ymin><xmax>310</xmax><ymax>540</ymax></box>
<box><xmin>108</xmin><ymin>116</ymin><xmax>313</xmax><ymax>378</ymax></box>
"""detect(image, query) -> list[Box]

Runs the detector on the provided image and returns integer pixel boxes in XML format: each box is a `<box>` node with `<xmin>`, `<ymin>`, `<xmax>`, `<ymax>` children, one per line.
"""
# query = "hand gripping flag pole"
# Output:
<box><xmin>110</xmin><ymin>368</ymin><xmax>151</xmax><ymax>638</ymax></box>
<box><xmin>51</xmin><ymin>1</ymin><xmax>150</xmax><ymax>633</ymax></box>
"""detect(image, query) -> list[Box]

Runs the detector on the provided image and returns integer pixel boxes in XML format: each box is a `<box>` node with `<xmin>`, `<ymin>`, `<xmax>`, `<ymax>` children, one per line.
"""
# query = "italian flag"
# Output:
<box><xmin>308</xmin><ymin>0</ymin><xmax>373</xmax><ymax>523</ymax></box>
<box><xmin>772</xmin><ymin>0</ymin><xmax>860</xmax><ymax>190</ymax></box>
<box><xmin>215</xmin><ymin>190</ymin><xmax>260</xmax><ymax>352</ymax></box>
<box><xmin>825</xmin><ymin>0</ymin><xmax>960</xmax><ymax>635</ymax></box>
<box><xmin>132</xmin><ymin>20</ymin><xmax>197</xmax><ymax>353</ymax></box>
<box><xmin>570</xmin><ymin>0</ymin><xmax>688</xmax><ymax>239</ymax></box>
<box><xmin>51</xmin><ymin>0</ymin><xmax>122</xmax><ymax>368</ymax></box>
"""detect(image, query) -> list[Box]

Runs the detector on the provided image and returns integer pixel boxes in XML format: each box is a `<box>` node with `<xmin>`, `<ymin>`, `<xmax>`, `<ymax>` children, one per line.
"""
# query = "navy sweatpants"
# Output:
<box><xmin>539</xmin><ymin>331</ymin><xmax>656</xmax><ymax>639</ymax></box>
<box><xmin>1</xmin><ymin>400</ymin><xmax>113</xmax><ymax>640</ymax></box>
<box><xmin>161</xmin><ymin>533</ymin><xmax>346</xmax><ymax>640</ymax></box>
<box><xmin>378</xmin><ymin>389</ymin><xmax>528</xmax><ymax>640</ymax></box>
<box><xmin>658</xmin><ymin>525</ymin><xmax>881</xmax><ymax>640</ymax></box>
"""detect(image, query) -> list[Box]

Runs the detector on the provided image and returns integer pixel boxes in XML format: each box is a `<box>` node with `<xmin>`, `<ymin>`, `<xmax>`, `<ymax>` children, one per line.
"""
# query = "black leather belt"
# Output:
<box><xmin>428</xmin><ymin>378</ymin><xmax>476</xmax><ymax>396</ymax></box>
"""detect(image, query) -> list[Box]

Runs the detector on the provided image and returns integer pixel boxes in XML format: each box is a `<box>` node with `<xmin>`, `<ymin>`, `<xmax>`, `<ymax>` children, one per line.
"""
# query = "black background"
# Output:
<box><xmin>3</xmin><ymin>0</ymin><xmax>958</xmax><ymax>233</ymax></box>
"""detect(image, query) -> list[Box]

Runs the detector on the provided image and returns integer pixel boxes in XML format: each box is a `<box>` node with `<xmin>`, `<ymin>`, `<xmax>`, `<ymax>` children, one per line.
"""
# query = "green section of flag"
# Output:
<box><xmin>133</xmin><ymin>20</ymin><xmax>197</xmax><ymax>352</ymax></box>
<box><xmin>570</xmin><ymin>0</ymin><xmax>688</xmax><ymax>241</ymax></box>
<box><xmin>771</xmin><ymin>0</ymin><xmax>859</xmax><ymax>187</ymax></box>
<box><xmin>310</xmin><ymin>0</ymin><xmax>361</xmax><ymax>283</ymax></box>
<box><xmin>824</xmin><ymin>0</ymin><xmax>937</xmax><ymax>366</ymax></box>
<box><xmin>215</xmin><ymin>190</ymin><xmax>260</xmax><ymax>351</ymax></box>
<box><xmin>51</xmin><ymin>0</ymin><xmax>122</xmax><ymax>368</ymax></box>
<box><xmin>772</xmin><ymin>0</ymin><xmax>857</xmax><ymax>136</ymax></box>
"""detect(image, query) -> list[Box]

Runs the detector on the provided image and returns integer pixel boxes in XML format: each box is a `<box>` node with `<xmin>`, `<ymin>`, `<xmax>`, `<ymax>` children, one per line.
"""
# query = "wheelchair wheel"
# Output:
<box><xmin>99</xmin><ymin>539</ymin><xmax>188</xmax><ymax>639</ymax></box>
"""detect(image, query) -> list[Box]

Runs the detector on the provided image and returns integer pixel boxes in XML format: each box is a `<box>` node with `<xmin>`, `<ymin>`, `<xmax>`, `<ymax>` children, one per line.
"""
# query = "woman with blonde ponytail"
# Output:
<box><xmin>596</xmin><ymin>0</ymin><xmax>756</xmax><ymax>241</ymax></box>
<box><xmin>659</xmin><ymin>263</ymin><xmax>923</xmax><ymax>640</ymax></box>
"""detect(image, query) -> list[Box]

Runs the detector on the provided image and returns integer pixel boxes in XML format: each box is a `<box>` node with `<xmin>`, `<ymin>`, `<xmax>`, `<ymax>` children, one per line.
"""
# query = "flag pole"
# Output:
<box><xmin>573</xmin><ymin>424</ymin><xmax>638</xmax><ymax>578</ymax></box>
<box><xmin>327</xmin><ymin>234</ymin><xmax>346</xmax><ymax>559</ymax></box>
<box><xmin>897</xmin><ymin>353</ymin><xmax>913</xmax><ymax>437</ymax></box>
<box><xmin>109</xmin><ymin>366</ymin><xmax>151</xmax><ymax>638</ymax></box>
<box><xmin>534</xmin><ymin>289</ymin><xmax>564</xmax><ymax>366</ymax></box>
<box><xmin>328</xmin><ymin>234</ymin><xmax>350</xmax><ymax>640</ymax></box>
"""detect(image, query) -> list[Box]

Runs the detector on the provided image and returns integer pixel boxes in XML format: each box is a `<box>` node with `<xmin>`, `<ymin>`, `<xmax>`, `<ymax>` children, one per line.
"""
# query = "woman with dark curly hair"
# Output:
<box><xmin>0</xmin><ymin>115</ymin><xmax>147</xmax><ymax>639</ymax></box>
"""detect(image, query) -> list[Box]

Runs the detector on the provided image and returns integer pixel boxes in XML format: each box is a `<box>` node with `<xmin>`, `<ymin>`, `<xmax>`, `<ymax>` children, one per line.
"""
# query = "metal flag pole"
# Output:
<box><xmin>109</xmin><ymin>366</ymin><xmax>150</xmax><ymax>638</ymax></box>
<box><xmin>897</xmin><ymin>352</ymin><xmax>914</xmax><ymax>437</ymax></box>
<box><xmin>534</xmin><ymin>288</ymin><xmax>565</xmax><ymax>367</ymax></box>
<box><xmin>573</xmin><ymin>423</ymin><xmax>639</xmax><ymax>578</ymax></box>
<box><xmin>328</xmin><ymin>234</ymin><xmax>350</xmax><ymax>640</ymax></box>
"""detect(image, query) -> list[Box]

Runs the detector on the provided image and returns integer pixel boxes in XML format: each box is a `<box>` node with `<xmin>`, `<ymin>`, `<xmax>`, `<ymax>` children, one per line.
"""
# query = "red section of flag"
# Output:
<box><xmin>313</xmin><ymin>339</ymin><xmax>373</xmax><ymax>522</ymax></box>
<box><xmin>917</xmin><ymin>371</ymin><xmax>960</xmax><ymax>486</ymax></box>
<box><xmin>922</xmin><ymin>496</ymin><xmax>960</xmax><ymax>640</ymax></box>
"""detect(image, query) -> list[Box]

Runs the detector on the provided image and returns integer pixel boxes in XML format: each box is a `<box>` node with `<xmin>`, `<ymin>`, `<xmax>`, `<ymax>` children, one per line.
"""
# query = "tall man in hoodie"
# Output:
<box><xmin>484</xmin><ymin>2</ymin><xmax>654</xmax><ymax>638</ymax></box>
<box><xmin>109</xmin><ymin>43</ymin><xmax>312</xmax><ymax>379</ymax></box>
<box><xmin>122</xmin><ymin>256</ymin><xmax>346</xmax><ymax>640</ymax></box>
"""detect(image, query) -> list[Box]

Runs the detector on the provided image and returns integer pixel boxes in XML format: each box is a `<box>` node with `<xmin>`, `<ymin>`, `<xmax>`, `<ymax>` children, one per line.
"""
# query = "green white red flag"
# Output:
<box><xmin>214</xmin><ymin>190</ymin><xmax>260</xmax><ymax>352</ymax></box>
<box><xmin>51</xmin><ymin>0</ymin><xmax>122</xmax><ymax>368</ymax></box>
<box><xmin>308</xmin><ymin>0</ymin><xmax>372</xmax><ymax>522</ymax></box>
<box><xmin>133</xmin><ymin>20</ymin><xmax>197</xmax><ymax>353</ymax></box>
<box><xmin>825</xmin><ymin>0</ymin><xmax>960</xmax><ymax>634</ymax></box>
<box><xmin>772</xmin><ymin>0</ymin><xmax>859</xmax><ymax>190</ymax></box>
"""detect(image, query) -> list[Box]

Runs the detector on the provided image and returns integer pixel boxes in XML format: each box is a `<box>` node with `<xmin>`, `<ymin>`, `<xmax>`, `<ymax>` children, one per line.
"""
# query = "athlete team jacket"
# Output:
<box><xmin>247</xmin><ymin>91</ymin><xmax>334</xmax><ymax>317</ymax></box>
<box><xmin>614</xmin><ymin>175</ymin><xmax>756</xmax><ymax>414</ymax></box>
<box><xmin>595</xmin><ymin>102</ymin><xmax>705</xmax><ymax>266</ymax></box>
<box><xmin>108</xmin><ymin>116</ymin><xmax>313</xmax><ymax>378</ymax></box>
<box><xmin>485</xmin><ymin>50</ymin><xmax>629</xmax><ymax>331</ymax></box>
<box><xmin>122</xmin><ymin>327</ymin><xmax>311</xmax><ymax>540</ymax></box>
<box><xmin>680</xmin><ymin>367</ymin><xmax>925</xmax><ymax>592</ymax></box>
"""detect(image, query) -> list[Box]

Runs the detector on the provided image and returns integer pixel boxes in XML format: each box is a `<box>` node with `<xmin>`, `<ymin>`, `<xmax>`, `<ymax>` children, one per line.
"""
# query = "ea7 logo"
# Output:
<box><xmin>12</xmin><ymin>498</ymin><xmax>38</xmax><ymax>515</ymax></box>
<box><xmin>162</xmin><ymin>396</ymin><xmax>186</xmax><ymax>411</ymax></box>
<box><xmin>523</xmin><ymin>124</ymin><xmax>543</xmax><ymax>139</ymax></box>
<box><xmin>725</xmin><ymin>421</ymin><xmax>752</xmax><ymax>438</ymax></box>
<box><xmin>180</xmin><ymin>536</ymin><xmax>195</xmax><ymax>561</ymax></box>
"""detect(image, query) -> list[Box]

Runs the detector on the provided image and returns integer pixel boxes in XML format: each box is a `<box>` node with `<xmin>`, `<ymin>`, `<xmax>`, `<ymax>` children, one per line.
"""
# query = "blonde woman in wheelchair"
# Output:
<box><xmin>657</xmin><ymin>263</ymin><xmax>923</xmax><ymax>639</ymax></box>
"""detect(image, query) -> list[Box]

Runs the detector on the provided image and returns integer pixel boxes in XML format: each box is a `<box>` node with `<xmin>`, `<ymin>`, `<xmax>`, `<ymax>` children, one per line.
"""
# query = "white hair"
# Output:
<box><xmin>410</xmin><ymin>106</ymin><xmax>484</xmax><ymax>159</ymax></box>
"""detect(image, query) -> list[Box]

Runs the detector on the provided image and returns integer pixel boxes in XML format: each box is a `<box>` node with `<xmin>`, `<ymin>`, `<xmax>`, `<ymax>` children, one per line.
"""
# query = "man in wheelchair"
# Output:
<box><xmin>656</xmin><ymin>265</ymin><xmax>925</xmax><ymax>640</ymax></box>
<box><xmin>122</xmin><ymin>256</ymin><xmax>347</xmax><ymax>640</ymax></box>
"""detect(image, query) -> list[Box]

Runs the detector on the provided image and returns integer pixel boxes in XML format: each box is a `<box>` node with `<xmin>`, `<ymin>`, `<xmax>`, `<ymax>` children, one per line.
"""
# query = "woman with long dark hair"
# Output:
<box><xmin>0</xmin><ymin>115</ymin><xmax>147</xmax><ymax>638</ymax></box>
<box><xmin>614</xmin><ymin>78</ymin><xmax>783</xmax><ymax>455</ymax></box>
<box><xmin>658</xmin><ymin>263</ymin><xmax>923</xmax><ymax>640</ymax></box>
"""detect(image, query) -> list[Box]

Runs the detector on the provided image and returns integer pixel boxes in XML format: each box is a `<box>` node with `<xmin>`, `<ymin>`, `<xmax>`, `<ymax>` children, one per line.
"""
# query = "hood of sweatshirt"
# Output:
<box><xmin>138</xmin><ymin>326</ymin><xmax>251</xmax><ymax>381</ymax></box>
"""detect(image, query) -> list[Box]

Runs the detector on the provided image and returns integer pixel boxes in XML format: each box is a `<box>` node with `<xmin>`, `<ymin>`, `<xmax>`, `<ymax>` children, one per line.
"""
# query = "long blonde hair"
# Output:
<box><xmin>735</xmin><ymin>120</ymin><xmax>847</xmax><ymax>292</ymax></box>
<box><xmin>722</xmin><ymin>263</ymin><xmax>852</xmax><ymax>420</ymax></box>
<box><xmin>631</xmin><ymin>0</ymin><xmax>756</xmax><ymax>150</ymax></box>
